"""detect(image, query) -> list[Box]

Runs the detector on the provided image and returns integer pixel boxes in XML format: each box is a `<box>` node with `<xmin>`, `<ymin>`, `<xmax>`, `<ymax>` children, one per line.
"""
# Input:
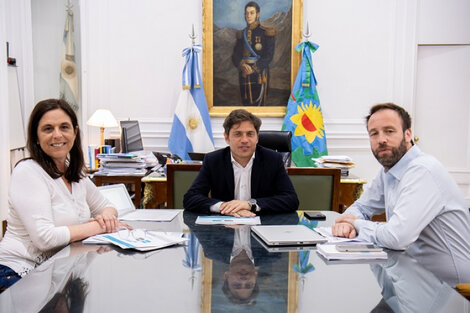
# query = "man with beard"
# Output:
<box><xmin>332</xmin><ymin>103</ymin><xmax>470</xmax><ymax>286</ymax></box>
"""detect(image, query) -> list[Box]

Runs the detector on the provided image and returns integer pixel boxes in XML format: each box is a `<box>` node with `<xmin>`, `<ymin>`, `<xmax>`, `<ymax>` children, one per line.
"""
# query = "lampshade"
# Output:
<box><xmin>87</xmin><ymin>109</ymin><xmax>118</xmax><ymax>146</ymax></box>
<box><xmin>86</xmin><ymin>109</ymin><xmax>118</xmax><ymax>128</ymax></box>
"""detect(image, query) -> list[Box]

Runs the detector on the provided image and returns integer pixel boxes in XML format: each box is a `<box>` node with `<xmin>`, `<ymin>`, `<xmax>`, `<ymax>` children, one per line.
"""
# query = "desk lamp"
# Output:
<box><xmin>86</xmin><ymin>109</ymin><xmax>118</xmax><ymax>146</ymax></box>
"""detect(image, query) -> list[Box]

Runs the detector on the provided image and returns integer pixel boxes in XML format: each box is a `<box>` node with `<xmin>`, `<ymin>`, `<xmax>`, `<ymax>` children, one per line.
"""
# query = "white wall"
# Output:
<box><xmin>2</xmin><ymin>0</ymin><xmax>470</xmax><ymax>214</ymax></box>
<box><xmin>81</xmin><ymin>0</ymin><xmax>404</xmax><ymax>182</ymax></box>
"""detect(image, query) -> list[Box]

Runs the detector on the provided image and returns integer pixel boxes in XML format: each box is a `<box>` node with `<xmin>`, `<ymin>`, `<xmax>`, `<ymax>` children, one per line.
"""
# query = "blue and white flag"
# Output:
<box><xmin>168</xmin><ymin>45</ymin><xmax>214</xmax><ymax>160</ymax></box>
<box><xmin>59</xmin><ymin>2</ymin><xmax>79</xmax><ymax>111</ymax></box>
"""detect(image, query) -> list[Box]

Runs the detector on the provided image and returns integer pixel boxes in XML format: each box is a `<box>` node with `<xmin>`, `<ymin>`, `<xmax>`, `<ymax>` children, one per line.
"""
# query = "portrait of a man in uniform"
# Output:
<box><xmin>210</xmin><ymin>0</ymin><xmax>293</xmax><ymax>108</ymax></box>
<box><xmin>232</xmin><ymin>1</ymin><xmax>275</xmax><ymax>106</ymax></box>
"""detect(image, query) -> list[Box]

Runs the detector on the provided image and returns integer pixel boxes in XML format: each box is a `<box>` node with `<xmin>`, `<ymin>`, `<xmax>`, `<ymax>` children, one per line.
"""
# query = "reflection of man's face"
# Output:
<box><xmin>245</xmin><ymin>6</ymin><xmax>259</xmax><ymax>25</ymax></box>
<box><xmin>224</xmin><ymin>251</ymin><xmax>258</xmax><ymax>300</ymax></box>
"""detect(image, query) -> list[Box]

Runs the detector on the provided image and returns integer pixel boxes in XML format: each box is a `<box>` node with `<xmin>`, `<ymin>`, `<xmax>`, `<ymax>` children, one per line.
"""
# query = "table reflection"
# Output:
<box><xmin>370</xmin><ymin>250</ymin><xmax>467</xmax><ymax>313</ymax></box>
<box><xmin>183</xmin><ymin>211</ymin><xmax>299</xmax><ymax>312</ymax></box>
<box><xmin>0</xmin><ymin>243</ymin><xmax>108</xmax><ymax>313</ymax></box>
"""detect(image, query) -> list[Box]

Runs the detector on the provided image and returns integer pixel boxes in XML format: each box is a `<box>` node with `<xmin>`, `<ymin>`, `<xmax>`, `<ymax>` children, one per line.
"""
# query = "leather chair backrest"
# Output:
<box><xmin>258</xmin><ymin>131</ymin><xmax>292</xmax><ymax>166</ymax></box>
<box><xmin>287</xmin><ymin>167</ymin><xmax>341</xmax><ymax>212</ymax></box>
<box><xmin>166</xmin><ymin>164</ymin><xmax>202</xmax><ymax>209</ymax></box>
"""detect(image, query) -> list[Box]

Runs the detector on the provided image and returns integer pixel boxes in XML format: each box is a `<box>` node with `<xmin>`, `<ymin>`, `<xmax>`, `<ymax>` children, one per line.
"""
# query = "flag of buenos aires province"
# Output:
<box><xmin>168</xmin><ymin>45</ymin><xmax>215</xmax><ymax>160</ymax></box>
<box><xmin>282</xmin><ymin>41</ymin><xmax>327</xmax><ymax>167</ymax></box>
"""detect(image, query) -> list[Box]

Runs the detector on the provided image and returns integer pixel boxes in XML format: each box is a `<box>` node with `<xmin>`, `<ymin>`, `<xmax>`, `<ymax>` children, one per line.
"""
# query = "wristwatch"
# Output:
<box><xmin>248</xmin><ymin>199</ymin><xmax>257</xmax><ymax>213</ymax></box>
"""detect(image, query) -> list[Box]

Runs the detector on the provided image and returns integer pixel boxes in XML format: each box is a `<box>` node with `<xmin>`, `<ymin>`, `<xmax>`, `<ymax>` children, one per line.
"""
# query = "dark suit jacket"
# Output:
<box><xmin>183</xmin><ymin>145</ymin><xmax>299</xmax><ymax>214</ymax></box>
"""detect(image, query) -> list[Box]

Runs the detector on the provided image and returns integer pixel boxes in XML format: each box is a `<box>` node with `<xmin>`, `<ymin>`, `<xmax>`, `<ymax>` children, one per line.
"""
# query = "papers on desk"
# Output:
<box><xmin>120</xmin><ymin>209</ymin><xmax>180</xmax><ymax>222</ymax></box>
<box><xmin>196</xmin><ymin>216</ymin><xmax>261</xmax><ymax>225</ymax></box>
<box><xmin>84</xmin><ymin>230</ymin><xmax>188</xmax><ymax>251</ymax></box>
<box><xmin>317</xmin><ymin>244</ymin><xmax>387</xmax><ymax>261</ymax></box>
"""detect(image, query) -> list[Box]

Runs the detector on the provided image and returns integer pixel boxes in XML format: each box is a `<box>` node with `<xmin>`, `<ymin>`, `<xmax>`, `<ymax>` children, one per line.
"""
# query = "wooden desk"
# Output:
<box><xmin>93</xmin><ymin>174</ymin><xmax>144</xmax><ymax>208</ymax></box>
<box><xmin>141</xmin><ymin>174</ymin><xmax>368</xmax><ymax>212</ymax></box>
<box><xmin>141</xmin><ymin>174</ymin><xmax>167</xmax><ymax>208</ymax></box>
<box><xmin>339</xmin><ymin>176</ymin><xmax>367</xmax><ymax>212</ymax></box>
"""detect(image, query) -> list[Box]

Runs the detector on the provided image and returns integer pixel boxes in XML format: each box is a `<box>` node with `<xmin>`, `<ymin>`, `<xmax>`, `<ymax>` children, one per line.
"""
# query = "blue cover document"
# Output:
<box><xmin>195</xmin><ymin>216</ymin><xmax>261</xmax><ymax>225</ymax></box>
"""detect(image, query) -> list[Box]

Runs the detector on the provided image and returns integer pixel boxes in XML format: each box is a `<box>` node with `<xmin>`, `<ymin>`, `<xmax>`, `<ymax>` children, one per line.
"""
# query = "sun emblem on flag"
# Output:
<box><xmin>187</xmin><ymin>117</ymin><xmax>199</xmax><ymax>130</ymax></box>
<box><xmin>290</xmin><ymin>101</ymin><xmax>325</xmax><ymax>143</ymax></box>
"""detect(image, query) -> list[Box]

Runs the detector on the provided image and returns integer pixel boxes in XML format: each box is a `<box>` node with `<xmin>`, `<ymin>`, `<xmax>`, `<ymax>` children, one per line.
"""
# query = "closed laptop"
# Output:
<box><xmin>251</xmin><ymin>225</ymin><xmax>327</xmax><ymax>246</ymax></box>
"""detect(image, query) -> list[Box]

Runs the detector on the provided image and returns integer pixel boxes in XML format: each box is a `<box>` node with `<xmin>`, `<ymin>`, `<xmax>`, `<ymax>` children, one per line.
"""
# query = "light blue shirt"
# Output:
<box><xmin>345</xmin><ymin>145</ymin><xmax>470</xmax><ymax>286</ymax></box>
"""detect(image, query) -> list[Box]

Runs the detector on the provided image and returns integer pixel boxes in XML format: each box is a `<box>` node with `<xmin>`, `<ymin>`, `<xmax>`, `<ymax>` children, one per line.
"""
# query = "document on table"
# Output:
<box><xmin>196</xmin><ymin>216</ymin><xmax>261</xmax><ymax>225</ymax></box>
<box><xmin>313</xmin><ymin>226</ymin><xmax>363</xmax><ymax>243</ymax></box>
<box><xmin>83</xmin><ymin>230</ymin><xmax>188</xmax><ymax>251</ymax></box>
<box><xmin>120</xmin><ymin>209</ymin><xmax>181</xmax><ymax>222</ymax></box>
<box><xmin>316</xmin><ymin>244</ymin><xmax>387</xmax><ymax>260</ymax></box>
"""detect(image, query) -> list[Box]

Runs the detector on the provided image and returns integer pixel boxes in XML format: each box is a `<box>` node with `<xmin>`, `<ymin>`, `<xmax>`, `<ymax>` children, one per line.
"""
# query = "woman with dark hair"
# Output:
<box><xmin>0</xmin><ymin>99</ymin><xmax>122</xmax><ymax>292</ymax></box>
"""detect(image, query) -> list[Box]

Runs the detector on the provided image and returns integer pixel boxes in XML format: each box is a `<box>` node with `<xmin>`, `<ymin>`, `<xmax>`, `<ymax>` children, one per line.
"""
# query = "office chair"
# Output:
<box><xmin>258</xmin><ymin>130</ymin><xmax>292</xmax><ymax>167</ymax></box>
<box><xmin>166</xmin><ymin>164</ymin><xmax>202</xmax><ymax>209</ymax></box>
<box><xmin>287</xmin><ymin>167</ymin><xmax>341</xmax><ymax>212</ymax></box>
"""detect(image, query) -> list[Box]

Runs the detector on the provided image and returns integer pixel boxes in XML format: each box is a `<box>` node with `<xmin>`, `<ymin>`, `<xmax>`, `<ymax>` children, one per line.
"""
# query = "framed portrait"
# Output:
<box><xmin>202</xmin><ymin>0</ymin><xmax>303</xmax><ymax>117</ymax></box>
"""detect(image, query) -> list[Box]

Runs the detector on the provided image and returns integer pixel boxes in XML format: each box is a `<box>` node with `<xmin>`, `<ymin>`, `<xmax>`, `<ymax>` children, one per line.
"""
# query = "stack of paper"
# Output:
<box><xmin>83</xmin><ymin>230</ymin><xmax>188</xmax><ymax>251</ymax></box>
<box><xmin>314</xmin><ymin>155</ymin><xmax>355</xmax><ymax>176</ymax></box>
<box><xmin>97</xmin><ymin>153</ymin><xmax>147</xmax><ymax>175</ymax></box>
<box><xmin>317</xmin><ymin>244</ymin><xmax>387</xmax><ymax>260</ymax></box>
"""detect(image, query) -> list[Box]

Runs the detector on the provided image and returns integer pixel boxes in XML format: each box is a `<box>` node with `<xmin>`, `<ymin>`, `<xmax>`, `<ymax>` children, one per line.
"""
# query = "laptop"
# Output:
<box><xmin>97</xmin><ymin>184</ymin><xmax>179</xmax><ymax>222</ymax></box>
<box><xmin>252</xmin><ymin>232</ymin><xmax>319</xmax><ymax>252</ymax></box>
<box><xmin>251</xmin><ymin>225</ymin><xmax>327</xmax><ymax>246</ymax></box>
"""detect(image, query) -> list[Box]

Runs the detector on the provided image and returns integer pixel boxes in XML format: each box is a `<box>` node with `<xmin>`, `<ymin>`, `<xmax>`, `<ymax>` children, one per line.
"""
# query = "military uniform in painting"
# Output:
<box><xmin>232</xmin><ymin>21</ymin><xmax>275</xmax><ymax>106</ymax></box>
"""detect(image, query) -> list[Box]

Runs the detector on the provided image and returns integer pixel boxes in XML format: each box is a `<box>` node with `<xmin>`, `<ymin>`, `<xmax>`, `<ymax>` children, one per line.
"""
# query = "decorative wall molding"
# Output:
<box><xmin>106</xmin><ymin>117</ymin><xmax>371</xmax><ymax>152</ymax></box>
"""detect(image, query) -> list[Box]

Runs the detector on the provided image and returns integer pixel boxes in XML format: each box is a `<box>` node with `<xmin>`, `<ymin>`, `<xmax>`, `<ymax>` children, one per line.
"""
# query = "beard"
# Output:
<box><xmin>372</xmin><ymin>136</ymin><xmax>408</xmax><ymax>170</ymax></box>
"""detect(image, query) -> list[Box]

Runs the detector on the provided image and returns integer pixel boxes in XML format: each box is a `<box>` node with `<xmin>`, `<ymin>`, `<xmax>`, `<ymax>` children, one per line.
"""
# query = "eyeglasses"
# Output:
<box><xmin>116</xmin><ymin>227</ymin><xmax>149</xmax><ymax>243</ymax></box>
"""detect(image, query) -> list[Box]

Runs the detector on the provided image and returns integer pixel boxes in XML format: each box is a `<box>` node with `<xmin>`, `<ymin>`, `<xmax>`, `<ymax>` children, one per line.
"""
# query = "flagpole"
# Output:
<box><xmin>303</xmin><ymin>21</ymin><xmax>311</xmax><ymax>42</ymax></box>
<box><xmin>189</xmin><ymin>24</ymin><xmax>197</xmax><ymax>46</ymax></box>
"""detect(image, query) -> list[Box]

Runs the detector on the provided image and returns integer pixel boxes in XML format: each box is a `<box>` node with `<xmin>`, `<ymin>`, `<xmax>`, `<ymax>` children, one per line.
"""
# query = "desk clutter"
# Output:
<box><xmin>314</xmin><ymin>155</ymin><xmax>355</xmax><ymax>176</ymax></box>
<box><xmin>97</xmin><ymin>153</ymin><xmax>147</xmax><ymax>175</ymax></box>
<box><xmin>89</xmin><ymin>150</ymin><xmax>158</xmax><ymax>175</ymax></box>
<box><xmin>84</xmin><ymin>229</ymin><xmax>188</xmax><ymax>251</ymax></box>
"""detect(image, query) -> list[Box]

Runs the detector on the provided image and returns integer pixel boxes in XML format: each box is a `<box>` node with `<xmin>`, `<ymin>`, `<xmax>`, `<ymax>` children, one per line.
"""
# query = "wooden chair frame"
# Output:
<box><xmin>166</xmin><ymin>163</ymin><xmax>202</xmax><ymax>208</ymax></box>
<box><xmin>287</xmin><ymin>167</ymin><xmax>341</xmax><ymax>212</ymax></box>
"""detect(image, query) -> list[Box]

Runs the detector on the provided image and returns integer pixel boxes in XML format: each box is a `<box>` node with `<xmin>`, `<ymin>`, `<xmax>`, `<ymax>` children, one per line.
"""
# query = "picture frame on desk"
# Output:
<box><xmin>202</xmin><ymin>0</ymin><xmax>302</xmax><ymax>116</ymax></box>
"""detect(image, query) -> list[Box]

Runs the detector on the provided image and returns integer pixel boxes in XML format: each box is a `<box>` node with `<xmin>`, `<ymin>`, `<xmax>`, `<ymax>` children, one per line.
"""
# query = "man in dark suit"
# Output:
<box><xmin>183</xmin><ymin>109</ymin><xmax>298</xmax><ymax>216</ymax></box>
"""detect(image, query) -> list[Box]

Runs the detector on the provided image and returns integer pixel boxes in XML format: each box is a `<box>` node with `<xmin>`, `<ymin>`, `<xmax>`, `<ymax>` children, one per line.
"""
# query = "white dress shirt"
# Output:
<box><xmin>210</xmin><ymin>152</ymin><xmax>258</xmax><ymax>213</ymax></box>
<box><xmin>231</xmin><ymin>227</ymin><xmax>254</xmax><ymax>263</ymax></box>
<box><xmin>344</xmin><ymin>145</ymin><xmax>470</xmax><ymax>285</ymax></box>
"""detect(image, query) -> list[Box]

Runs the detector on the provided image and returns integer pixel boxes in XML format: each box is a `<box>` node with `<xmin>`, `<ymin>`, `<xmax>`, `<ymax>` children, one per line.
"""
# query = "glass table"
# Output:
<box><xmin>0</xmin><ymin>211</ymin><xmax>467</xmax><ymax>313</ymax></box>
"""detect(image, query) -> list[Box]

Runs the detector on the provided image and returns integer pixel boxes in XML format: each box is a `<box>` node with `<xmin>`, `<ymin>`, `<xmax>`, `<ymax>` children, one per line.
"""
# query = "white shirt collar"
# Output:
<box><xmin>230</xmin><ymin>151</ymin><xmax>256</xmax><ymax>169</ymax></box>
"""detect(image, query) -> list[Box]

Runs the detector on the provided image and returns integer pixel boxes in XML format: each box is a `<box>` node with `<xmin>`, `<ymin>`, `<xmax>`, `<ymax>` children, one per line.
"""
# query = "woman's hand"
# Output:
<box><xmin>92</xmin><ymin>206</ymin><xmax>119</xmax><ymax>233</ymax></box>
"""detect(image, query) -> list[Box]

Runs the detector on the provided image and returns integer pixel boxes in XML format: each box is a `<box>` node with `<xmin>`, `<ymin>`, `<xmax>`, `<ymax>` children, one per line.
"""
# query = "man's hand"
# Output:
<box><xmin>240</xmin><ymin>63</ymin><xmax>254</xmax><ymax>77</ymax></box>
<box><xmin>332</xmin><ymin>214</ymin><xmax>359</xmax><ymax>239</ymax></box>
<box><xmin>220</xmin><ymin>200</ymin><xmax>255</xmax><ymax>217</ymax></box>
<box><xmin>331</xmin><ymin>222</ymin><xmax>357</xmax><ymax>239</ymax></box>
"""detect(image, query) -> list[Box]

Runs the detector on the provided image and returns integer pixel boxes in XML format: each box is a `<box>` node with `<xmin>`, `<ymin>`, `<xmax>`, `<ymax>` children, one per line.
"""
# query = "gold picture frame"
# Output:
<box><xmin>202</xmin><ymin>0</ymin><xmax>303</xmax><ymax>117</ymax></box>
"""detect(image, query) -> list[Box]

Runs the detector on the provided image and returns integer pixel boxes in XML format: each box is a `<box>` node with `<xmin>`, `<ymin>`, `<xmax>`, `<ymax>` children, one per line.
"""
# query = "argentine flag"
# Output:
<box><xmin>168</xmin><ymin>45</ymin><xmax>215</xmax><ymax>160</ymax></box>
<box><xmin>59</xmin><ymin>3</ymin><xmax>79</xmax><ymax>111</ymax></box>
